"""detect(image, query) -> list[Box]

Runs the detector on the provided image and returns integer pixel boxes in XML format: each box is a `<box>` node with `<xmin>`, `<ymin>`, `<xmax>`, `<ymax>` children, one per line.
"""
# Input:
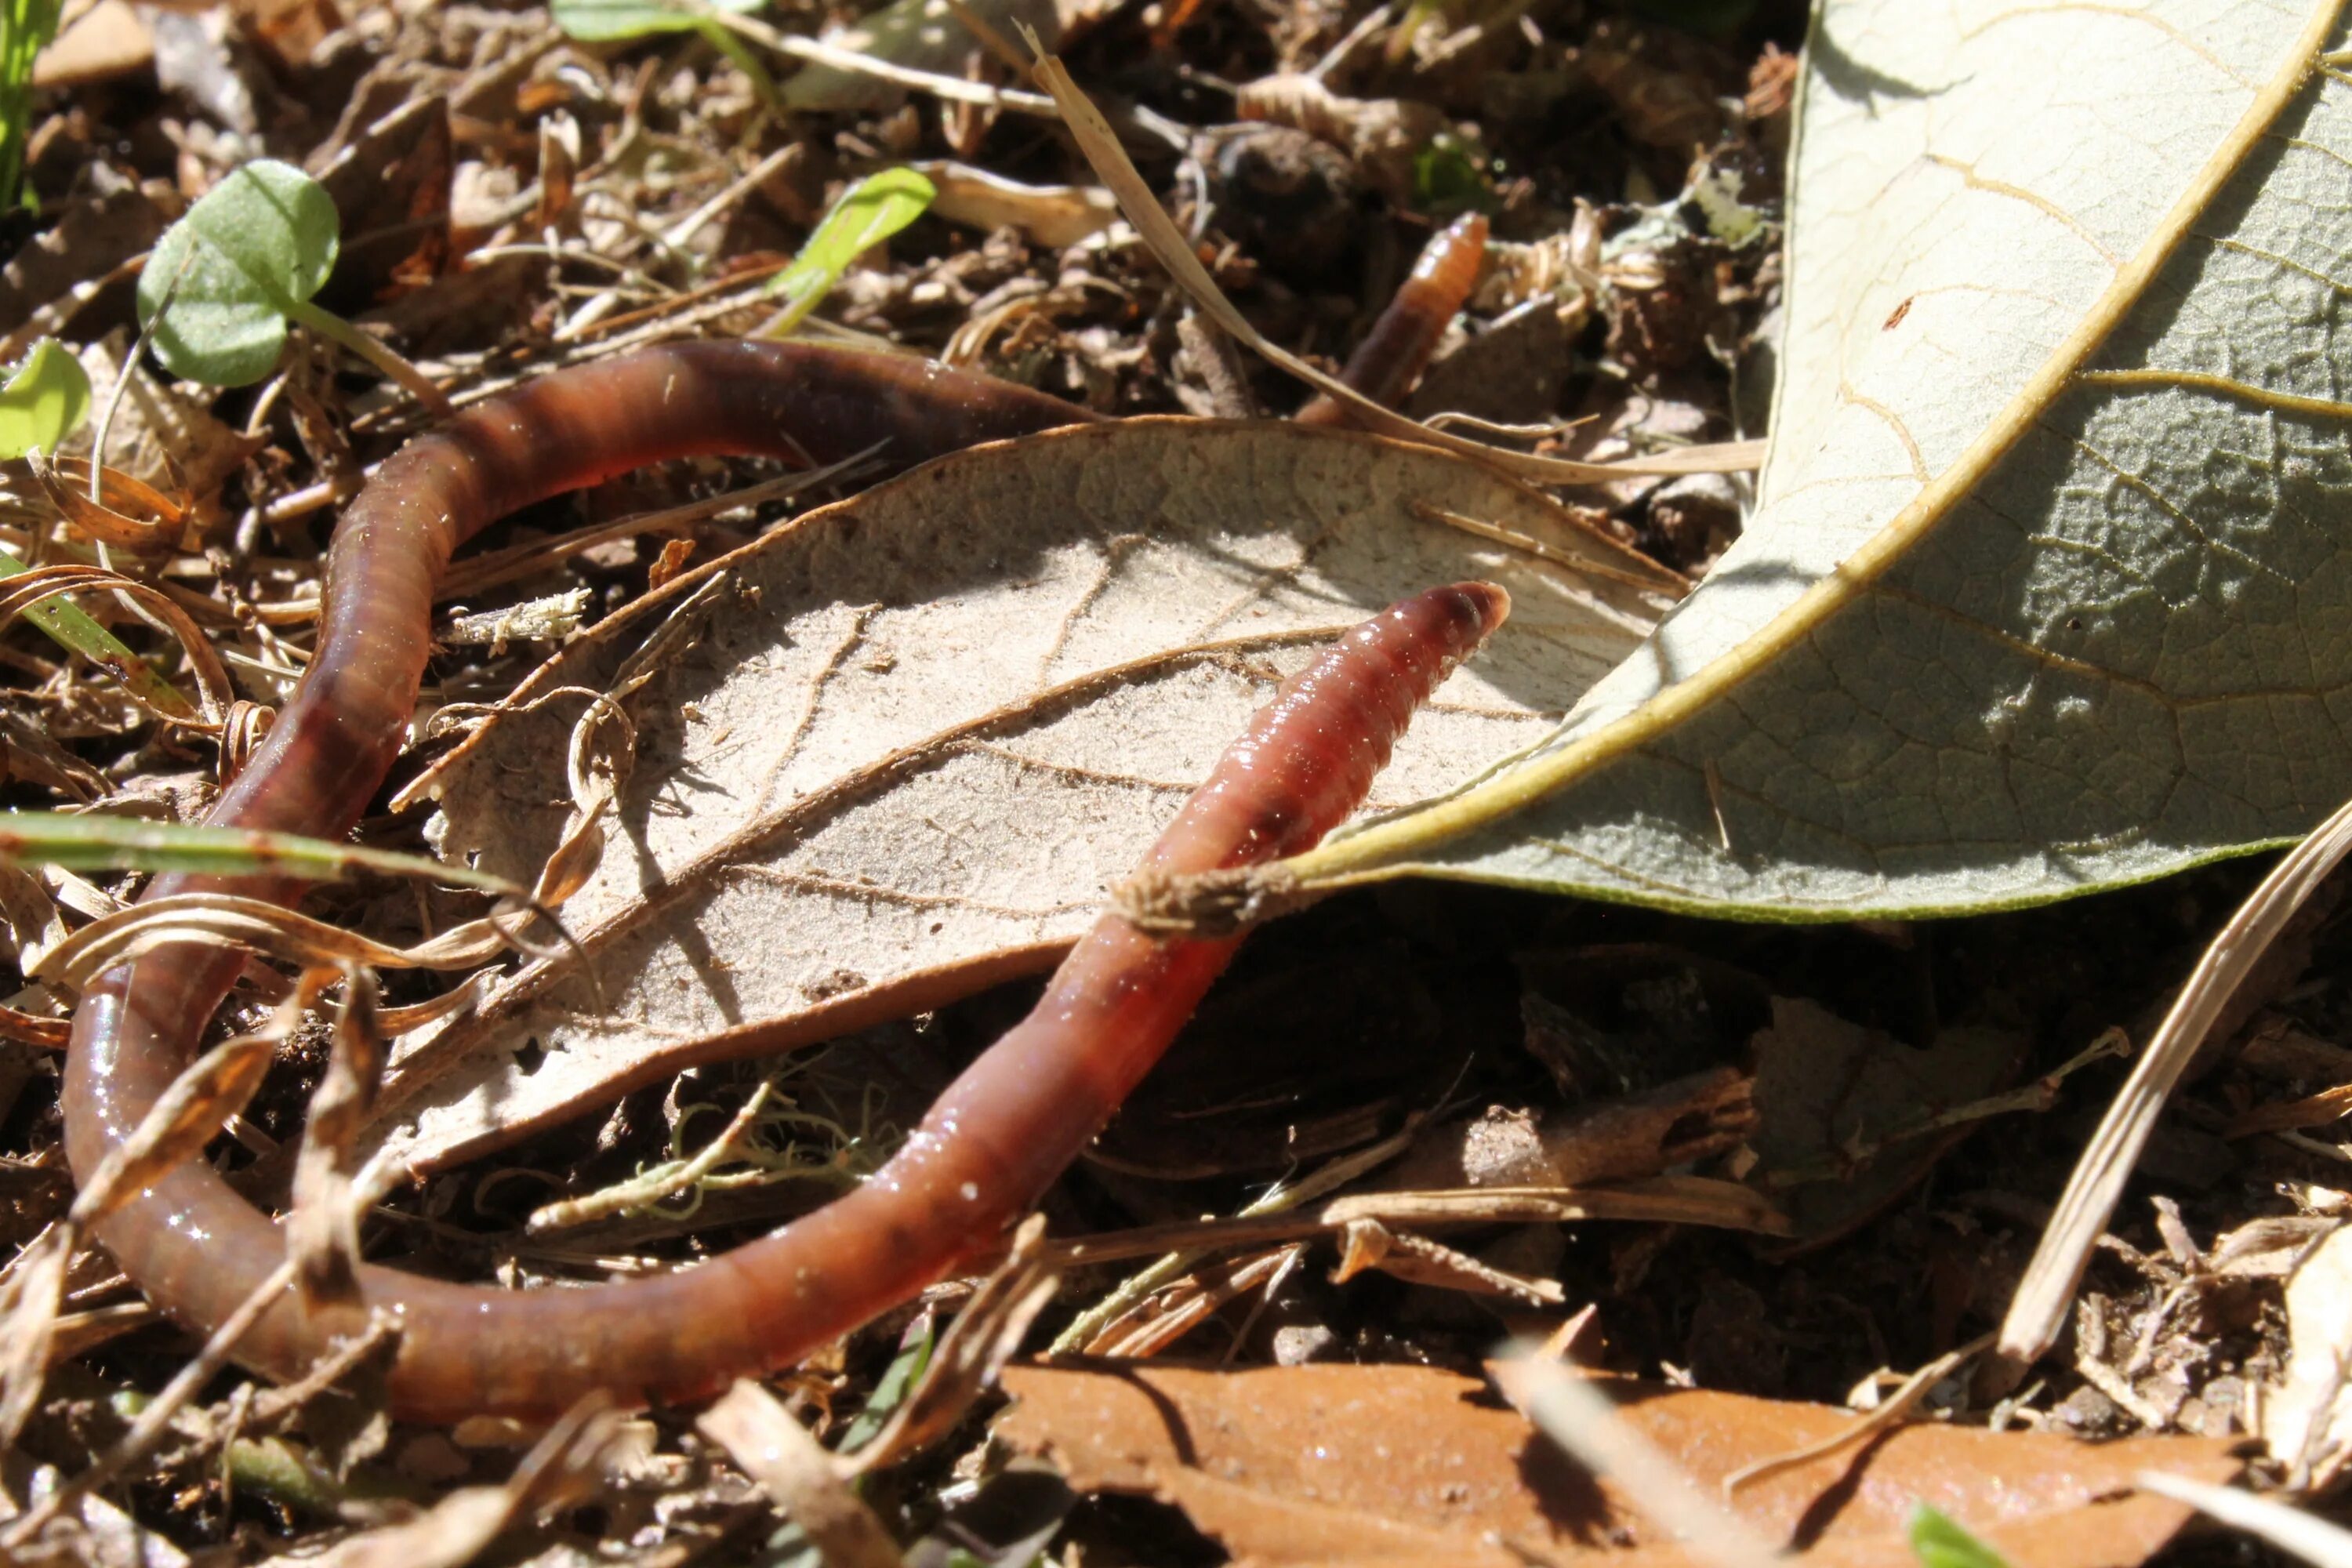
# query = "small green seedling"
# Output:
<box><xmin>0</xmin><ymin>811</ymin><xmax>526</xmax><ymax>898</ymax></box>
<box><xmin>0</xmin><ymin>338</ymin><xmax>195</xmax><ymax>718</ymax></box>
<box><xmin>757</xmin><ymin>167</ymin><xmax>937</xmax><ymax>338</ymax></box>
<box><xmin>136</xmin><ymin>159</ymin><xmax>448</xmax><ymax>412</ymax></box>
<box><xmin>1908</xmin><ymin>1503</ymin><xmax>2010</xmax><ymax>1568</ymax></box>
<box><xmin>0</xmin><ymin>0</ymin><xmax>66</xmax><ymax>211</ymax></box>
<box><xmin>0</xmin><ymin>336</ymin><xmax>86</xmax><ymax>456</ymax></box>
<box><xmin>550</xmin><ymin>0</ymin><xmax>779</xmax><ymax>105</ymax></box>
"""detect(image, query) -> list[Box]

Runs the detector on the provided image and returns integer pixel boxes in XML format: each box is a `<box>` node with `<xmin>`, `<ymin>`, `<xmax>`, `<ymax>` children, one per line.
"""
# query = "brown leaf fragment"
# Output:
<box><xmin>995</xmin><ymin>1363</ymin><xmax>2240</xmax><ymax>1567</ymax></box>
<box><xmin>1748</xmin><ymin>998</ymin><xmax>2021</xmax><ymax>1245</ymax></box>
<box><xmin>312</xmin><ymin>96</ymin><xmax>454</xmax><ymax>306</ymax></box>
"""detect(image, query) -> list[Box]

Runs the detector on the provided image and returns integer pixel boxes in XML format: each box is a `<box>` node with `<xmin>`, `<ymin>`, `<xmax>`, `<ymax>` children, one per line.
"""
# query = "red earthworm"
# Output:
<box><xmin>64</xmin><ymin>335</ymin><xmax>1505</xmax><ymax>1421</ymax></box>
<box><xmin>1295</xmin><ymin>211</ymin><xmax>1489</xmax><ymax>427</ymax></box>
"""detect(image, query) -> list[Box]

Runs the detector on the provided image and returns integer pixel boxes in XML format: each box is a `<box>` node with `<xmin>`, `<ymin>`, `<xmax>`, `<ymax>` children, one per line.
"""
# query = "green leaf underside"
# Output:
<box><xmin>138</xmin><ymin>159</ymin><xmax>339</xmax><ymax>387</ymax></box>
<box><xmin>1318</xmin><ymin>1</ymin><xmax>2352</xmax><ymax>921</ymax></box>
<box><xmin>0</xmin><ymin>811</ymin><xmax>522</xmax><ymax>897</ymax></box>
<box><xmin>763</xmin><ymin>167</ymin><xmax>938</xmax><ymax>332</ymax></box>
<box><xmin>550</xmin><ymin>0</ymin><xmax>761</xmax><ymax>40</ymax></box>
<box><xmin>0</xmin><ymin>338</ymin><xmax>91</xmax><ymax>459</ymax></box>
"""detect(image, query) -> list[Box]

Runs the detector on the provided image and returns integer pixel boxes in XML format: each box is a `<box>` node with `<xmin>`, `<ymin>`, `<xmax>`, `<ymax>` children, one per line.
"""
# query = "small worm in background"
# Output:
<box><xmin>64</xmin><ymin>259</ymin><xmax>1504</xmax><ymax>1420</ymax></box>
<box><xmin>1295</xmin><ymin>211</ymin><xmax>1489</xmax><ymax>427</ymax></box>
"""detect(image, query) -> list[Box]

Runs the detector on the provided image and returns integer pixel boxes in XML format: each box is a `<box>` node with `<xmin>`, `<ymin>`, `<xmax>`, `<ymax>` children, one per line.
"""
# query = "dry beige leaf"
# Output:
<box><xmin>2263</xmin><ymin>1219</ymin><xmax>2352</xmax><ymax>1489</ymax></box>
<box><xmin>31</xmin><ymin>0</ymin><xmax>151</xmax><ymax>89</ymax></box>
<box><xmin>914</xmin><ymin>160</ymin><xmax>1120</xmax><ymax>248</ymax></box>
<box><xmin>370</xmin><ymin>419</ymin><xmax>1675</xmax><ymax>1173</ymax></box>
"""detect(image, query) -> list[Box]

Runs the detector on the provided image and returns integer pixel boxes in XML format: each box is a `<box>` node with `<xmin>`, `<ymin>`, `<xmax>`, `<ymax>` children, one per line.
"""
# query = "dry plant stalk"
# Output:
<box><xmin>1993</xmin><ymin>793</ymin><xmax>2352</xmax><ymax>1388</ymax></box>
<box><xmin>1025</xmin><ymin>47</ymin><xmax>1763</xmax><ymax>488</ymax></box>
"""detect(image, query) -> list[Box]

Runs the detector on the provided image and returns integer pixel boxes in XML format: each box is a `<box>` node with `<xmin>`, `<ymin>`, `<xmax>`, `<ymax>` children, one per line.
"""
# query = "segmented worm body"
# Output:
<box><xmin>65</xmin><ymin>295</ymin><xmax>1501</xmax><ymax>1420</ymax></box>
<box><xmin>1296</xmin><ymin>212</ymin><xmax>1487</xmax><ymax>426</ymax></box>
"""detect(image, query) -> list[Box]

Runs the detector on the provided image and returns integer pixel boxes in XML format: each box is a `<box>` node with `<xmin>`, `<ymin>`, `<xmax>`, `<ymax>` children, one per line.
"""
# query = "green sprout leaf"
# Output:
<box><xmin>1907</xmin><ymin>1504</ymin><xmax>2010</xmax><ymax>1568</ymax></box>
<box><xmin>550</xmin><ymin>0</ymin><xmax>761</xmax><ymax>39</ymax></box>
<box><xmin>0</xmin><ymin>338</ymin><xmax>90</xmax><ymax>460</ymax></box>
<box><xmin>759</xmin><ymin>167</ymin><xmax>937</xmax><ymax>336</ymax></box>
<box><xmin>0</xmin><ymin>811</ymin><xmax>526</xmax><ymax>898</ymax></box>
<box><xmin>138</xmin><ymin>159</ymin><xmax>340</xmax><ymax>387</ymax></box>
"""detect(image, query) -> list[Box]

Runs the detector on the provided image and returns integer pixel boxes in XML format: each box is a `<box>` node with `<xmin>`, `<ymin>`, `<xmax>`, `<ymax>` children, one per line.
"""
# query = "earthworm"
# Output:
<box><xmin>64</xmin><ymin>311</ymin><xmax>1500</xmax><ymax>1418</ymax></box>
<box><xmin>1295</xmin><ymin>211</ymin><xmax>1488</xmax><ymax>427</ymax></box>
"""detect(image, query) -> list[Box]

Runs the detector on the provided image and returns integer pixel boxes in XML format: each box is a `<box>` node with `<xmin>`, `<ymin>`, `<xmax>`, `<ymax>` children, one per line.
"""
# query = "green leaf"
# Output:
<box><xmin>1907</xmin><ymin>1503</ymin><xmax>2010</xmax><ymax>1568</ymax></box>
<box><xmin>138</xmin><ymin>158</ymin><xmax>340</xmax><ymax>387</ymax></box>
<box><xmin>836</xmin><ymin>1317</ymin><xmax>935</xmax><ymax>1454</ymax></box>
<box><xmin>550</xmin><ymin>0</ymin><xmax>761</xmax><ymax>41</ymax></box>
<box><xmin>0</xmin><ymin>811</ymin><xmax>525</xmax><ymax>898</ymax></box>
<box><xmin>0</xmin><ymin>339</ymin><xmax>90</xmax><ymax>459</ymax></box>
<box><xmin>759</xmin><ymin>168</ymin><xmax>937</xmax><ymax>336</ymax></box>
<box><xmin>1274</xmin><ymin>3</ymin><xmax>2352</xmax><ymax>922</ymax></box>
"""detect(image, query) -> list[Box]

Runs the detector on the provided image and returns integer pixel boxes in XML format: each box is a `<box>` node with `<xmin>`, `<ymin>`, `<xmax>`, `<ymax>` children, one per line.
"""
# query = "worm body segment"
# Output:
<box><xmin>64</xmin><ymin>341</ymin><xmax>1504</xmax><ymax>1421</ymax></box>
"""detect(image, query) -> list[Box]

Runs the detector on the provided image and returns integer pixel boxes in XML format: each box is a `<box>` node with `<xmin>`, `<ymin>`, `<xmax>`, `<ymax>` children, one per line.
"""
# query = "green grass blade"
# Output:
<box><xmin>0</xmin><ymin>811</ymin><xmax>526</xmax><ymax>898</ymax></box>
<box><xmin>0</xmin><ymin>547</ymin><xmax>198</xmax><ymax>719</ymax></box>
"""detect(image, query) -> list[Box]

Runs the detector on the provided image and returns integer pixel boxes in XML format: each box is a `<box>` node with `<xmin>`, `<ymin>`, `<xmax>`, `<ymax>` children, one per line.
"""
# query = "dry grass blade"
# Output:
<box><xmin>842</xmin><ymin>1214</ymin><xmax>1057</xmax><ymax>1475</ymax></box>
<box><xmin>434</xmin><ymin>460</ymin><xmax>870</xmax><ymax>601</ymax></box>
<box><xmin>0</xmin><ymin>561</ymin><xmax>231</xmax><ymax>725</ymax></box>
<box><xmin>0</xmin><ymin>970</ymin><xmax>326</xmax><ymax>1448</ymax></box>
<box><xmin>24</xmin><ymin>449</ymin><xmax>187</xmax><ymax>550</ymax></box>
<box><xmin>1994</xmin><ymin>793</ymin><xmax>2352</xmax><ymax>1388</ymax></box>
<box><xmin>2</xmin><ymin>1257</ymin><xmax>299</xmax><ymax>1552</ymax></box>
<box><xmin>1493</xmin><ymin>1353</ymin><xmax>1781</xmax><ymax>1568</ymax></box>
<box><xmin>289</xmin><ymin>966</ymin><xmax>383</xmax><ymax>1311</ymax></box>
<box><xmin>1052</xmin><ymin>1116</ymin><xmax>1419</xmax><ymax>1353</ymax></box>
<box><xmin>282</xmin><ymin>1394</ymin><xmax>626</xmax><ymax>1568</ymax></box>
<box><xmin>34</xmin><ymin>891</ymin><xmax>520</xmax><ymax>993</ymax></box>
<box><xmin>696</xmin><ymin>1381</ymin><xmax>905</xmax><ymax>1568</ymax></box>
<box><xmin>1047</xmin><ymin>1175</ymin><xmax>1784</xmax><ymax>1269</ymax></box>
<box><xmin>64</xmin><ymin>972</ymin><xmax>321</xmax><ymax>1229</ymax></box>
<box><xmin>2134</xmin><ymin>1472</ymin><xmax>2352</xmax><ymax>1567</ymax></box>
<box><xmin>1722</xmin><ymin>1331</ymin><xmax>1995</xmax><ymax>1495</ymax></box>
<box><xmin>1029</xmin><ymin>47</ymin><xmax>1757</xmax><ymax>488</ymax></box>
<box><xmin>27</xmin><ymin>450</ymin><xmax>184</xmax><ymax>541</ymax></box>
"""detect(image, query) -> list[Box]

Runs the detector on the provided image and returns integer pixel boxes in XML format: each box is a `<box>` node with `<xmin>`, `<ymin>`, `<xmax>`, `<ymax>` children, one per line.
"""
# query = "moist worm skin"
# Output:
<box><xmin>1296</xmin><ymin>212</ymin><xmax>1488</xmax><ymax>427</ymax></box>
<box><xmin>64</xmin><ymin>343</ymin><xmax>1502</xmax><ymax>1422</ymax></box>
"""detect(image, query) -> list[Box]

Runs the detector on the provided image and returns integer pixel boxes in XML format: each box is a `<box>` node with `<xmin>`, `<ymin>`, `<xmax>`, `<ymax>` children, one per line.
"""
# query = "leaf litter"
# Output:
<box><xmin>5</xmin><ymin>1</ymin><xmax>2352</xmax><ymax>1566</ymax></box>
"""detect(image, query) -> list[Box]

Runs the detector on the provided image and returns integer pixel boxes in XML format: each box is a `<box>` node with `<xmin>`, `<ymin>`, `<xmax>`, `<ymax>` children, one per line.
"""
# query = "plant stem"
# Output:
<box><xmin>285</xmin><ymin>299</ymin><xmax>454</xmax><ymax>419</ymax></box>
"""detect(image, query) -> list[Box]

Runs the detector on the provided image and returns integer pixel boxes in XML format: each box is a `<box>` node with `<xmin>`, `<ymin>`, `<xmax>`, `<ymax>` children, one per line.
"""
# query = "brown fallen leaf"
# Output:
<box><xmin>1747</xmin><ymin>996</ymin><xmax>2023</xmax><ymax>1246</ymax></box>
<box><xmin>369</xmin><ymin>419</ymin><xmax>1675</xmax><ymax>1174</ymax></box>
<box><xmin>994</xmin><ymin>1362</ymin><xmax>2241</xmax><ymax>1567</ymax></box>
